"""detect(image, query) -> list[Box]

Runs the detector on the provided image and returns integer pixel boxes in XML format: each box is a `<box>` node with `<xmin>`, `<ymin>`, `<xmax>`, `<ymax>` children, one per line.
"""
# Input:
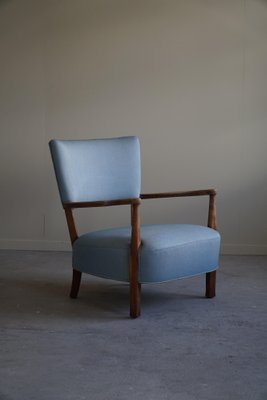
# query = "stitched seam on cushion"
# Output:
<box><xmin>141</xmin><ymin>237</ymin><xmax>220</xmax><ymax>253</ymax></box>
<box><xmin>74</xmin><ymin>237</ymin><xmax>219</xmax><ymax>251</ymax></box>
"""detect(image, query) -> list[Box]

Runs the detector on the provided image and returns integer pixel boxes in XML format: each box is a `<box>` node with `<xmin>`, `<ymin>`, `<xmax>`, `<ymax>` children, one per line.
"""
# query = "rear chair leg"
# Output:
<box><xmin>70</xmin><ymin>269</ymin><xmax>82</xmax><ymax>298</ymax></box>
<box><xmin>206</xmin><ymin>271</ymin><xmax>216</xmax><ymax>298</ymax></box>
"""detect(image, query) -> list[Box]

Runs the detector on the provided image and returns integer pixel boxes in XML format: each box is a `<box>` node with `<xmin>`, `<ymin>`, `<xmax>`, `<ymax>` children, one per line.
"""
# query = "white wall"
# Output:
<box><xmin>0</xmin><ymin>0</ymin><xmax>266</xmax><ymax>254</ymax></box>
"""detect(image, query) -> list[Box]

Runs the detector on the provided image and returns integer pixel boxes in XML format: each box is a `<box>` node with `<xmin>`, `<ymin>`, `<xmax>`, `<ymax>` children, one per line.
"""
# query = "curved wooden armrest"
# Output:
<box><xmin>141</xmin><ymin>189</ymin><xmax>218</xmax><ymax>230</ymax></box>
<box><xmin>63</xmin><ymin>198</ymin><xmax>141</xmax><ymax>209</ymax></box>
<box><xmin>140</xmin><ymin>189</ymin><xmax>216</xmax><ymax>200</ymax></box>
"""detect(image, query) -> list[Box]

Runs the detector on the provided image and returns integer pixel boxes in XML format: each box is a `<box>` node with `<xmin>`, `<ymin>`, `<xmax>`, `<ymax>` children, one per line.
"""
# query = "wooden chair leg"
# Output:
<box><xmin>130</xmin><ymin>283</ymin><xmax>141</xmax><ymax>318</ymax></box>
<box><xmin>70</xmin><ymin>269</ymin><xmax>82</xmax><ymax>298</ymax></box>
<box><xmin>130</xmin><ymin>203</ymin><xmax>141</xmax><ymax>318</ymax></box>
<box><xmin>206</xmin><ymin>271</ymin><xmax>216</xmax><ymax>298</ymax></box>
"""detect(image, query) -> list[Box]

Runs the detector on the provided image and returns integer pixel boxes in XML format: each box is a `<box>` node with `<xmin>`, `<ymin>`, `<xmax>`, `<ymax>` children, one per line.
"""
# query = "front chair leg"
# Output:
<box><xmin>70</xmin><ymin>269</ymin><xmax>82</xmax><ymax>298</ymax></box>
<box><xmin>130</xmin><ymin>282</ymin><xmax>141</xmax><ymax>318</ymax></box>
<box><xmin>205</xmin><ymin>271</ymin><xmax>216</xmax><ymax>298</ymax></box>
<box><xmin>130</xmin><ymin>202</ymin><xmax>141</xmax><ymax>318</ymax></box>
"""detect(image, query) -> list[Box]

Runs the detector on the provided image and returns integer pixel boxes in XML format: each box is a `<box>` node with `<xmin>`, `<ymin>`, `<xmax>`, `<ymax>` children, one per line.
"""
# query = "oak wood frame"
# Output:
<box><xmin>63</xmin><ymin>189</ymin><xmax>218</xmax><ymax>318</ymax></box>
<box><xmin>141</xmin><ymin>189</ymin><xmax>218</xmax><ymax>300</ymax></box>
<box><xmin>63</xmin><ymin>198</ymin><xmax>142</xmax><ymax>317</ymax></box>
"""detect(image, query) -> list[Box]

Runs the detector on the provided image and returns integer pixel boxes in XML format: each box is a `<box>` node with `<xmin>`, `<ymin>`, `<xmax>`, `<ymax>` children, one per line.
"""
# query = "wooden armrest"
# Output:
<box><xmin>141</xmin><ymin>189</ymin><xmax>218</xmax><ymax>230</ymax></box>
<box><xmin>63</xmin><ymin>198</ymin><xmax>141</xmax><ymax>209</ymax></box>
<box><xmin>140</xmin><ymin>189</ymin><xmax>216</xmax><ymax>200</ymax></box>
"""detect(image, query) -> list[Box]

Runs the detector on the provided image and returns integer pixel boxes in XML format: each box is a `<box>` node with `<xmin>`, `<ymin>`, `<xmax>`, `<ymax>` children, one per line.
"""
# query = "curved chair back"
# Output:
<box><xmin>49</xmin><ymin>136</ymin><xmax>141</xmax><ymax>203</ymax></box>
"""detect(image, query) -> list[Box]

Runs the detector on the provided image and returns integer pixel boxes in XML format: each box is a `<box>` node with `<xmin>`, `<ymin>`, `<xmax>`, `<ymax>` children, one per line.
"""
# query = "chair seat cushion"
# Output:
<box><xmin>73</xmin><ymin>224</ymin><xmax>220</xmax><ymax>283</ymax></box>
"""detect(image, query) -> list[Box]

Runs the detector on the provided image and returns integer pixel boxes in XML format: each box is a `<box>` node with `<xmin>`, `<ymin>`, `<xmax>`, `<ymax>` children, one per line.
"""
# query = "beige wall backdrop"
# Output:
<box><xmin>0</xmin><ymin>0</ymin><xmax>266</xmax><ymax>254</ymax></box>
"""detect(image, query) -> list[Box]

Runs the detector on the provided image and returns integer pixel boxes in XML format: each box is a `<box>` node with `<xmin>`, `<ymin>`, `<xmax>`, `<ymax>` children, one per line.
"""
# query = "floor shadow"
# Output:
<box><xmin>0</xmin><ymin>275</ymin><xmax>205</xmax><ymax>321</ymax></box>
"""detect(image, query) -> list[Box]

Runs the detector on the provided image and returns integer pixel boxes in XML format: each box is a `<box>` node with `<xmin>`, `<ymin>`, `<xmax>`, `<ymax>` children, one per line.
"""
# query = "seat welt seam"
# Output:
<box><xmin>141</xmin><ymin>237</ymin><xmax>220</xmax><ymax>253</ymax></box>
<box><xmin>74</xmin><ymin>237</ymin><xmax>220</xmax><ymax>252</ymax></box>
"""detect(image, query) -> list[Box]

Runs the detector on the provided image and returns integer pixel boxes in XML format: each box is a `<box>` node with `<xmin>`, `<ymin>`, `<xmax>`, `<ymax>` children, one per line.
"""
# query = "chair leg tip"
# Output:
<box><xmin>130</xmin><ymin>314</ymin><xmax>140</xmax><ymax>319</ymax></box>
<box><xmin>130</xmin><ymin>309</ymin><xmax>141</xmax><ymax>318</ymax></box>
<box><xmin>205</xmin><ymin>292</ymin><xmax>216</xmax><ymax>298</ymax></box>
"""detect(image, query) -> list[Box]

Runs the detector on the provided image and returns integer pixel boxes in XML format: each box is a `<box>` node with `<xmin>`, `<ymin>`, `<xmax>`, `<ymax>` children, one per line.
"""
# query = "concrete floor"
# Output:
<box><xmin>0</xmin><ymin>251</ymin><xmax>266</xmax><ymax>400</ymax></box>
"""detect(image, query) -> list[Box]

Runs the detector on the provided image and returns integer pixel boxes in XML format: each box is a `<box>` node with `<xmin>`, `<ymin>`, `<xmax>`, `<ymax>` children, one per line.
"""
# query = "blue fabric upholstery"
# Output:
<box><xmin>49</xmin><ymin>136</ymin><xmax>141</xmax><ymax>203</ymax></box>
<box><xmin>73</xmin><ymin>224</ymin><xmax>220</xmax><ymax>283</ymax></box>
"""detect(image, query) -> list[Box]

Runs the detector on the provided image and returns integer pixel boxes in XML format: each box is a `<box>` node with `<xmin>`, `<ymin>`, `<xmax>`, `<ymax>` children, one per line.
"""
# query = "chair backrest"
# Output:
<box><xmin>49</xmin><ymin>136</ymin><xmax>141</xmax><ymax>203</ymax></box>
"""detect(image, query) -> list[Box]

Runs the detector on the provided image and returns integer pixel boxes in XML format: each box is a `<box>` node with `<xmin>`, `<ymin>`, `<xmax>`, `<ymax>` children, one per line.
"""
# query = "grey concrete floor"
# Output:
<box><xmin>0</xmin><ymin>251</ymin><xmax>266</xmax><ymax>400</ymax></box>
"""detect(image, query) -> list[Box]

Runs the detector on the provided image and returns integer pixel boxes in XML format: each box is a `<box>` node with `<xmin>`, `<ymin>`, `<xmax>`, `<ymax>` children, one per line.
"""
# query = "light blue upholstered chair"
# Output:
<box><xmin>49</xmin><ymin>136</ymin><xmax>220</xmax><ymax>318</ymax></box>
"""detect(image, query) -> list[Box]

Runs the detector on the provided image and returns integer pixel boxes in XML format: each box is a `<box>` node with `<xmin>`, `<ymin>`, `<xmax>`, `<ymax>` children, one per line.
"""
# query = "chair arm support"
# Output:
<box><xmin>141</xmin><ymin>189</ymin><xmax>218</xmax><ymax>230</ymax></box>
<box><xmin>63</xmin><ymin>198</ymin><xmax>141</xmax><ymax>246</ymax></box>
<box><xmin>140</xmin><ymin>189</ymin><xmax>216</xmax><ymax>199</ymax></box>
<box><xmin>207</xmin><ymin>192</ymin><xmax>217</xmax><ymax>230</ymax></box>
<box><xmin>64</xmin><ymin>207</ymin><xmax>78</xmax><ymax>245</ymax></box>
